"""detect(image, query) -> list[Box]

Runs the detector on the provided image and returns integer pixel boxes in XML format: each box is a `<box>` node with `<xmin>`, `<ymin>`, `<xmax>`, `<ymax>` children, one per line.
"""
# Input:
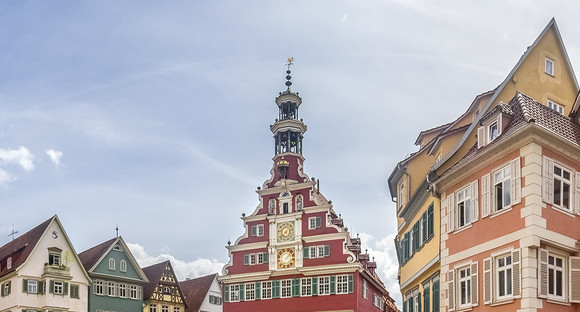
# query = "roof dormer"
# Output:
<box><xmin>477</xmin><ymin>102</ymin><xmax>513</xmax><ymax>149</ymax></box>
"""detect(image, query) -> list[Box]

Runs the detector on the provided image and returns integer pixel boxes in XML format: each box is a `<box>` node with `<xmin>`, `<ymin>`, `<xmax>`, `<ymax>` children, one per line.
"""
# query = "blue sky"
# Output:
<box><xmin>1</xmin><ymin>0</ymin><xmax>579</xmax><ymax>306</ymax></box>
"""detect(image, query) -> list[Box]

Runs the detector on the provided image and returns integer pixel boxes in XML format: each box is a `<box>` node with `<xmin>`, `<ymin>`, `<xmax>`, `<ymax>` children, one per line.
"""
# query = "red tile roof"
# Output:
<box><xmin>179</xmin><ymin>273</ymin><xmax>217</xmax><ymax>312</ymax></box>
<box><xmin>142</xmin><ymin>260</ymin><xmax>170</xmax><ymax>300</ymax></box>
<box><xmin>0</xmin><ymin>215</ymin><xmax>54</xmax><ymax>278</ymax></box>
<box><xmin>78</xmin><ymin>237</ymin><xmax>117</xmax><ymax>272</ymax></box>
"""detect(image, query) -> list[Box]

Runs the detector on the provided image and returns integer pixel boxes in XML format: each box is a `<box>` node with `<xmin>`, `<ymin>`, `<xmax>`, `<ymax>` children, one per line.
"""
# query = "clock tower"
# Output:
<box><xmin>218</xmin><ymin>60</ymin><xmax>397</xmax><ymax>312</ymax></box>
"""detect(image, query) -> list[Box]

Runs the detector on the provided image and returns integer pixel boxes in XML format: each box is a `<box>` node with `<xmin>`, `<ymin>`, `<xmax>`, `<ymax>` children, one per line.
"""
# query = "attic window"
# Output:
<box><xmin>545</xmin><ymin>58</ymin><xmax>554</xmax><ymax>76</ymax></box>
<box><xmin>489</xmin><ymin>122</ymin><xmax>499</xmax><ymax>141</ymax></box>
<box><xmin>7</xmin><ymin>257</ymin><xmax>11</xmax><ymax>269</ymax></box>
<box><xmin>548</xmin><ymin>100</ymin><xmax>564</xmax><ymax>115</ymax></box>
<box><xmin>113</xmin><ymin>244</ymin><xmax>122</xmax><ymax>251</ymax></box>
<box><xmin>478</xmin><ymin>114</ymin><xmax>503</xmax><ymax>148</ymax></box>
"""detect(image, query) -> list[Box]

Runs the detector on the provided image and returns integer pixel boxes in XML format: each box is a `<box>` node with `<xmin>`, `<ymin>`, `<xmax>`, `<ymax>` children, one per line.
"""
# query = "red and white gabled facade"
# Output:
<box><xmin>218</xmin><ymin>66</ymin><xmax>397</xmax><ymax>312</ymax></box>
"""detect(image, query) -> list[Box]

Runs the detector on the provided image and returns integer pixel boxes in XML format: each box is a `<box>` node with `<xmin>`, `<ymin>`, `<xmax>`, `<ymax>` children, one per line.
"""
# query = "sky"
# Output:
<box><xmin>1</xmin><ymin>0</ymin><xmax>580</xmax><ymax>307</ymax></box>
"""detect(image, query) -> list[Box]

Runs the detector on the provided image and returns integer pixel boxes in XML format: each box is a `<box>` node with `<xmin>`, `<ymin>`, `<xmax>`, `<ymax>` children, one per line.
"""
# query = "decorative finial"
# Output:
<box><xmin>8</xmin><ymin>224</ymin><xmax>18</xmax><ymax>241</ymax></box>
<box><xmin>116</xmin><ymin>223</ymin><xmax>119</xmax><ymax>238</ymax></box>
<box><xmin>227</xmin><ymin>239</ymin><xmax>231</xmax><ymax>246</ymax></box>
<box><xmin>285</xmin><ymin>57</ymin><xmax>294</xmax><ymax>90</ymax></box>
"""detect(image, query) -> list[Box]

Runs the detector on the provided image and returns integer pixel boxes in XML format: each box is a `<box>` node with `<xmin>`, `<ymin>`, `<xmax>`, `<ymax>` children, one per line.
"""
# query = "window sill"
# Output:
<box><xmin>551</xmin><ymin>206</ymin><xmax>575</xmax><ymax>218</ymax></box>
<box><xmin>453</xmin><ymin>224</ymin><xmax>472</xmax><ymax>234</ymax></box>
<box><xmin>490</xmin><ymin>207</ymin><xmax>513</xmax><ymax>219</ymax></box>
<box><xmin>546</xmin><ymin>299</ymin><xmax>571</xmax><ymax>306</ymax></box>
<box><xmin>491</xmin><ymin>299</ymin><xmax>514</xmax><ymax>306</ymax></box>
<box><xmin>455</xmin><ymin>306</ymin><xmax>473</xmax><ymax>312</ymax></box>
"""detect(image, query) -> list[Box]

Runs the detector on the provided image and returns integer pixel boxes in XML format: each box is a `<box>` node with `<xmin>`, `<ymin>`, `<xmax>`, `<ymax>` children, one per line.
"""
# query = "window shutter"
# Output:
<box><xmin>481</xmin><ymin>173</ymin><xmax>491</xmax><ymax>218</ymax></box>
<box><xmin>478</xmin><ymin>127</ymin><xmax>485</xmax><ymax>148</ymax></box>
<box><xmin>447</xmin><ymin>194</ymin><xmax>455</xmax><ymax>233</ymax></box>
<box><xmin>1</xmin><ymin>284</ymin><xmax>4</xmax><ymax>297</ymax></box>
<box><xmin>22</xmin><ymin>279</ymin><xmax>28</xmax><ymax>293</ymax></box>
<box><xmin>483</xmin><ymin>257</ymin><xmax>492</xmax><ymax>304</ymax></box>
<box><xmin>511</xmin><ymin>157</ymin><xmax>521</xmax><ymax>205</ymax></box>
<box><xmin>324</xmin><ymin>245</ymin><xmax>330</xmax><ymax>256</ymax></box>
<box><xmin>575</xmin><ymin>172</ymin><xmax>580</xmax><ymax>215</ymax></box>
<box><xmin>348</xmin><ymin>274</ymin><xmax>354</xmax><ymax>293</ymax></box>
<box><xmin>471</xmin><ymin>180</ymin><xmax>479</xmax><ymax>222</ymax></box>
<box><xmin>312</xmin><ymin>277</ymin><xmax>318</xmax><ymax>296</ymax></box>
<box><xmin>7</xmin><ymin>282</ymin><xmax>10</xmax><ymax>296</ymax></box>
<box><xmin>427</xmin><ymin>204</ymin><xmax>434</xmax><ymax>238</ymax></box>
<box><xmin>569</xmin><ymin>256</ymin><xmax>580</xmax><ymax>302</ymax></box>
<box><xmin>254</xmin><ymin>282</ymin><xmax>260</xmax><ymax>300</ymax></box>
<box><xmin>422</xmin><ymin>212</ymin><xmax>428</xmax><ymax>243</ymax></box>
<box><xmin>330</xmin><ymin>275</ymin><xmax>336</xmax><ymax>294</ymax></box>
<box><xmin>303</xmin><ymin>248</ymin><xmax>309</xmax><ymax>259</ymax></box>
<box><xmin>316</xmin><ymin>217</ymin><xmax>322</xmax><ymax>228</ymax></box>
<box><xmin>496</xmin><ymin>114</ymin><xmax>502</xmax><ymax>136</ymax></box>
<box><xmin>512</xmin><ymin>249</ymin><xmax>520</xmax><ymax>297</ymax></box>
<box><xmin>543</xmin><ymin>156</ymin><xmax>554</xmax><ymax>204</ymax></box>
<box><xmin>424</xmin><ymin>286</ymin><xmax>430</xmax><ymax>312</ymax></box>
<box><xmin>441</xmin><ymin>196</ymin><xmax>448</xmax><ymax>233</ymax></box>
<box><xmin>433</xmin><ymin>279</ymin><xmax>440</xmax><ymax>312</ymax></box>
<box><xmin>50</xmin><ymin>281</ymin><xmax>54</xmax><ymax>294</ymax></box>
<box><xmin>239</xmin><ymin>283</ymin><xmax>245</xmax><ymax>301</ymax></box>
<box><xmin>471</xmin><ymin>262</ymin><xmax>478</xmax><ymax>305</ymax></box>
<box><xmin>538</xmin><ymin>248</ymin><xmax>548</xmax><ymax>298</ymax></box>
<box><xmin>292</xmin><ymin>279</ymin><xmax>300</xmax><ymax>297</ymax></box>
<box><xmin>448</xmin><ymin>271</ymin><xmax>455</xmax><ymax>311</ymax></box>
<box><xmin>40</xmin><ymin>281</ymin><xmax>45</xmax><ymax>294</ymax></box>
<box><xmin>263</xmin><ymin>252</ymin><xmax>269</xmax><ymax>263</ymax></box>
<box><xmin>224</xmin><ymin>285</ymin><xmax>229</xmax><ymax>302</ymax></box>
<box><xmin>64</xmin><ymin>282</ymin><xmax>68</xmax><ymax>296</ymax></box>
<box><xmin>251</xmin><ymin>226</ymin><xmax>256</xmax><ymax>236</ymax></box>
<box><xmin>273</xmin><ymin>280</ymin><xmax>280</xmax><ymax>298</ymax></box>
<box><xmin>403</xmin><ymin>300</ymin><xmax>408</xmax><ymax>312</ymax></box>
<box><xmin>243</xmin><ymin>254</ymin><xmax>249</xmax><ymax>265</ymax></box>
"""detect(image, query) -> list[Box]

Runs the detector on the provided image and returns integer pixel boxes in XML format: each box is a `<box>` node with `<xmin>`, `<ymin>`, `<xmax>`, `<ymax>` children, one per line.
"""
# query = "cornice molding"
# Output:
<box><xmin>226</xmin><ymin>241</ymin><xmax>268</xmax><ymax>252</ymax></box>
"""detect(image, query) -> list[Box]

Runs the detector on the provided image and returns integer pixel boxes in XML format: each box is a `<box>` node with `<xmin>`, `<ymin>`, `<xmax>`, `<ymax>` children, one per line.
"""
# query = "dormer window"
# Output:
<box><xmin>489</xmin><ymin>122</ymin><xmax>499</xmax><ymax>141</ymax></box>
<box><xmin>545</xmin><ymin>57</ymin><xmax>555</xmax><ymax>76</ymax></box>
<box><xmin>548</xmin><ymin>100</ymin><xmax>564</xmax><ymax>115</ymax></box>
<box><xmin>6</xmin><ymin>257</ymin><xmax>11</xmax><ymax>270</ymax></box>
<box><xmin>478</xmin><ymin>114</ymin><xmax>503</xmax><ymax>148</ymax></box>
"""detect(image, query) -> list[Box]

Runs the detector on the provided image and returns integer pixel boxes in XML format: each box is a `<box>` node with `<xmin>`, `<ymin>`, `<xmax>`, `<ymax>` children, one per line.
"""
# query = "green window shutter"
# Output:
<box><xmin>303</xmin><ymin>248</ymin><xmax>309</xmax><ymax>259</ymax></box>
<box><xmin>324</xmin><ymin>245</ymin><xmax>330</xmax><ymax>257</ymax></box>
<box><xmin>50</xmin><ymin>281</ymin><xmax>54</xmax><ymax>294</ymax></box>
<box><xmin>418</xmin><ymin>292</ymin><xmax>422</xmax><ymax>312</ymax></box>
<box><xmin>347</xmin><ymin>274</ymin><xmax>353</xmax><ymax>293</ymax></box>
<box><xmin>224</xmin><ymin>285</ymin><xmax>230</xmax><ymax>302</ymax></box>
<box><xmin>422</xmin><ymin>212</ymin><xmax>428</xmax><ymax>244</ymax></box>
<box><xmin>312</xmin><ymin>277</ymin><xmax>318</xmax><ymax>296</ymax></box>
<box><xmin>243</xmin><ymin>254</ymin><xmax>249</xmax><ymax>265</ymax></box>
<box><xmin>239</xmin><ymin>284</ymin><xmax>245</xmax><ymax>301</ymax></box>
<box><xmin>22</xmin><ymin>279</ymin><xmax>28</xmax><ymax>293</ymax></box>
<box><xmin>330</xmin><ymin>275</ymin><xmax>336</xmax><ymax>294</ymax></box>
<box><xmin>409</xmin><ymin>297</ymin><xmax>414</xmax><ymax>312</ymax></box>
<box><xmin>292</xmin><ymin>279</ymin><xmax>300</xmax><ymax>297</ymax></box>
<box><xmin>273</xmin><ymin>280</ymin><xmax>280</xmax><ymax>298</ymax></box>
<box><xmin>428</xmin><ymin>203</ymin><xmax>434</xmax><ymax>238</ymax></box>
<box><xmin>403</xmin><ymin>300</ymin><xmax>407</xmax><ymax>312</ymax></box>
<box><xmin>263</xmin><ymin>252</ymin><xmax>269</xmax><ymax>263</ymax></box>
<box><xmin>72</xmin><ymin>285</ymin><xmax>79</xmax><ymax>299</ymax></box>
<box><xmin>1</xmin><ymin>284</ymin><xmax>4</xmax><ymax>297</ymax></box>
<box><xmin>433</xmin><ymin>280</ymin><xmax>440</xmax><ymax>312</ymax></box>
<box><xmin>7</xmin><ymin>282</ymin><xmax>11</xmax><ymax>295</ymax></box>
<box><xmin>255</xmin><ymin>282</ymin><xmax>261</xmax><ymax>300</ymax></box>
<box><xmin>64</xmin><ymin>282</ymin><xmax>68</xmax><ymax>295</ymax></box>
<box><xmin>40</xmin><ymin>281</ymin><xmax>45</xmax><ymax>294</ymax></box>
<box><xmin>316</xmin><ymin>217</ymin><xmax>321</xmax><ymax>228</ymax></box>
<box><xmin>424</xmin><ymin>287</ymin><xmax>430</xmax><ymax>312</ymax></box>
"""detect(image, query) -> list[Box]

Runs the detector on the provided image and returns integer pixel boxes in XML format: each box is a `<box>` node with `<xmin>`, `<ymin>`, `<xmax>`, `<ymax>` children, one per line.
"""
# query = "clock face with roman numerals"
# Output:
<box><xmin>277</xmin><ymin>222</ymin><xmax>295</xmax><ymax>242</ymax></box>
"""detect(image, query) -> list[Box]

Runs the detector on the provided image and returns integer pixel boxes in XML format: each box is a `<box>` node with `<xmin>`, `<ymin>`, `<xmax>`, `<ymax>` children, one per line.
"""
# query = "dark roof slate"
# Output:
<box><xmin>142</xmin><ymin>260</ymin><xmax>169</xmax><ymax>300</ymax></box>
<box><xmin>78</xmin><ymin>237</ymin><xmax>117</xmax><ymax>272</ymax></box>
<box><xmin>179</xmin><ymin>273</ymin><xmax>217</xmax><ymax>312</ymax></box>
<box><xmin>0</xmin><ymin>216</ymin><xmax>54</xmax><ymax>278</ymax></box>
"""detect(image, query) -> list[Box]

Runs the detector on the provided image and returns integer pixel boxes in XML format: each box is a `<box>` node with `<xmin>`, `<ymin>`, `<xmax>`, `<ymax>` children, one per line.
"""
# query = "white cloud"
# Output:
<box><xmin>0</xmin><ymin>168</ymin><xmax>15</xmax><ymax>185</ymax></box>
<box><xmin>127</xmin><ymin>243</ymin><xmax>225</xmax><ymax>280</ymax></box>
<box><xmin>0</xmin><ymin>146</ymin><xmax>35</xmax><ymax>172</ymax></box>
<box><xmin>46</xmin><ymin>149</ymin><xmax>63</xmax><ymax>167</ymax></box>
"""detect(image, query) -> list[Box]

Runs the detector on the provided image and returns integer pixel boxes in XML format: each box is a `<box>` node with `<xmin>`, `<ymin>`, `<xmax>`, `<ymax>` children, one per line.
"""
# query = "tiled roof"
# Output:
<box><xmin>179</xmin><ymin>273</ymin><xmax>217</xmax><ymax>312</ymax></box>
<box><xmin>142</xmin><ymin>260</ymin><xmax>170</xmax><ymax>300</ymax></box>
<box><xmin>78</xmin><ymin>237</ymin><xmax>117</xmax><ymax>272</ymax></box>
<box><xmin>0</xmin><ymin>216</ymin><xmax>54</xmax><ymax>278</ymax></box>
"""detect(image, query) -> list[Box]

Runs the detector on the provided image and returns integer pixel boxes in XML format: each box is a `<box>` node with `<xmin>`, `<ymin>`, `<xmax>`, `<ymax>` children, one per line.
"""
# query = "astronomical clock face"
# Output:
<box><xmin>277</xmin><ymin>222</ymin><xmax>295</xmax><ymax>242</ymax></box>
<box><xmin>277</xmin><ymin>248</ymin><xmax>295</xmax><ymax>269</ymax></box>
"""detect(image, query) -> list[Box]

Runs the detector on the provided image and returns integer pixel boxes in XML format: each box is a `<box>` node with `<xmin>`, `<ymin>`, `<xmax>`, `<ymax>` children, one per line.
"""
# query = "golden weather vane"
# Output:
<box><xmin>286</xmin><ymin>57</ymin><xmax>294</xmax><ymax>70</ymax></box>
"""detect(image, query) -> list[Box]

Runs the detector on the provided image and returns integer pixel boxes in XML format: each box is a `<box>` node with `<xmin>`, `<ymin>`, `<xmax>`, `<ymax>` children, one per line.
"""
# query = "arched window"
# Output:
<box><xmin>109</xmin><ymin>258</ymin><xmax>116</xmax><ymax>270</ymax></box>
<box><xmin>120</xmin><ymin>260</ymin><xmax>127</xmax><ymax>272</ymax></box>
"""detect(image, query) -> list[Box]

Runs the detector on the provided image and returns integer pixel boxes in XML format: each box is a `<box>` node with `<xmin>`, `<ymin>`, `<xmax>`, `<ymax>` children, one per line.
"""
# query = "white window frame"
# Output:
<box><xmin>94</xmin><ymin>280</ymin><xmax>104</xmax><ymax>295</ymax></box>
<box><xmin>173</xmin><ymin>307</ymin><xmax>180</xmax><ymax>312</ymax></box>
<box><xmin>548</xmin><ymin>253</ymin><xmax>566</xmax><ymax>300</ymax></box>
<box><xmin>336</xmin><ymin>275</ymin><xmax>349</xmax><ymax>294</ymax></box>
<box><xmin>54</xmin><ymin>281</ymin><xmax>64</xmax><ymax>295</ymax></box>
<box><xmin>300</xmin><ymin>278</ymin><xmax>312</xmax><ymax>296</ymax></box>
<box><xmin>493</xmin><ymin>165</ymin><xmax>511</xmax><ymax>211</ymax></box>
<box><xmin>545</xmin><ymin>57</ymin><xmax>555</xmax><ymax>76</ymax></box>
<box><xmin>245</xmin><ymin>282</ymin><xmax>255</xmax><ymax>300</ymax></box>
<box><xmin>129</xmin><ymin>285</ymin><xmax>140</xmax><ymax>299</ymax></box>
<box><xmin>308</xmin><ymin>216</ymin><xmax>321</xmax><ymax>230</ymax></box>
<box><xmin>317</xmin><ymin>245</ymin><xmax>325</xmax><ymax>258</ymax></box>
<box><xmin>120</xmin><ymin>260</ymin><xmax>127</xmax><ymax>272</ymax></box>
<box><xmin>457</xmin><ymin>187</ymin><xmax>471</xmax><ymax>228</ymax></box>
<box><xmin>548</xmin><ymin>100</ymin><xmax>564</xmax><ymax>114</ymax></box>
<box><xmin>161</xmin><ymin>305</ymin><xmax>169</xmax><ymax>312</ymax></box>
<box><xmin>118</xmin><ymin>283</ymin><xmax>127</xmax><ymax>298</ymax></box>
<box><xmin>458</xmin><ymin>266</ymin><xmax>472</xmax><ymax>308</ymax></box>
<box><xmin>230</xmin><ymin>284</ymin><xmax>240</xmax><ymax>302</ymax></box>
<box><xmin>249</xmin><ymin>253</ymin><xmax>256</xmax><ymax>265</ymax></box>
<box><xmin>107</xmin><ymin>282</ymin><xmax>116</xmax><ymax>296</ymax></box>
<box><xmin>27</xmin><ymin>280</ymin><xmax>38</xmax><ymax>294</ymax></box>
<box><xmin>553</xmin><ymin>163</ymin><xmax>572</xmax><ymax>211</ymax></box>
<box><xmin>108</xmin><ymin>258</ymin><xmax>116</xmax><ymax>270</ymax></box>
<box><xmin>496</xmin><ymin>254</ymin><xmax>513</xmax><ymax>300</ymax></box>
<box><xmin>49</xmin><ymin>253</ymin><xmax>61</xmax><ymax>266</ymax></box>
<box><xmin>489</xmin><ymin>121</ymin><xmax>499</xmax><ymax>142</ymax></box>
<box><xmin>362</xmin><ymin>279</ymin><xmax>367</xmax><ymax>299</ymax></box>
<box><xmin>150</xmin><ymin>304</ymin><xmax>157</xmax><ymax>312</ymax></box>
<box><xmin>262</xmin><ymin>281</ymin><xmax>272</xmax><ymax>299</ymax></box>
<box><xmin>318</xmin><ymin>276</ymin><xmax>330</xmax><ymax>295</ymax></box>
<box><xmin>251</xmin><ymin>224</ymin><xmax>264</xmax><ymax>237</ymax></box>
<box><xmin>281</xmin><ymin>279</ymin><xmax>292</xmax><ymax>298</ymax></box>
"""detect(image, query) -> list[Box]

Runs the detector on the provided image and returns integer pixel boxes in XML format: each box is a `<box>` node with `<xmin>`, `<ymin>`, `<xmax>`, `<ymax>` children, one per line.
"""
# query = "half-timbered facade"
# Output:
<box><xmin>218</xmin><ymin>63</ymin><xmax>398</xmax><ymax>312</ymax></box>
<box><xmin>79</xmin><ymin>236</ymin><xmax>149</xmax><ymax>312</ymax></box>
<box><xmin>142</xmin><ymin>261</ymin><xmax>187</xmax><ymax>312</ymax></box>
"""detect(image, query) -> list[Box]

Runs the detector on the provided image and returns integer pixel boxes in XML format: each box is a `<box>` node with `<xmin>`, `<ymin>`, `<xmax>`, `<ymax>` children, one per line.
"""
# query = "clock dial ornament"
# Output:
<box><xmin>277</xmin><ymin>248</ymin><xmax>295</xmax><ymax>269</ymax></box>
<box><xmin>277</xmin><ymin>222</ymin><xmax>295</xmax><ymax>242</ymax></box>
